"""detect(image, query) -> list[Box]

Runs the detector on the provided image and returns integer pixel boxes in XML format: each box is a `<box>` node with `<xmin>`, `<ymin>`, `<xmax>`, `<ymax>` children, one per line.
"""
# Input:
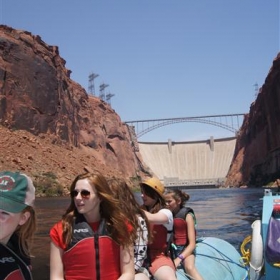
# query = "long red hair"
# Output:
<box><xmin>61</xmin><ymin>172</ymin><xmax>135</xmax><ymax>248</ymax></box>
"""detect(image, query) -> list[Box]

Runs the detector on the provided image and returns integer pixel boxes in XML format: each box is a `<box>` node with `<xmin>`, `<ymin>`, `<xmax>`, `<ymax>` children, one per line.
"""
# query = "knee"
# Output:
<box><xmin>184</xmin><ymin>262</ymin><xmax>195</xmax><ymax>272</ymax></box>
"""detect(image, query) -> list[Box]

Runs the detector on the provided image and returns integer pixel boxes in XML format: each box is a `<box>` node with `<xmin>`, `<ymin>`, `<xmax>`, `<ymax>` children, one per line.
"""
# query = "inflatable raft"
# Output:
<box><xmin>153</xmin><ymin>189</ymin><xmax>280</xmax><ymax>280</ymax></box>
<box><xmin>175</xmin><ymin>189</ymin><xmax>280</xmax><ymax>280</ymax></box>
<box><xmin>176</xmin><ymin>237</ymin><xmax>248</xmax><ymax>280</ymax></box>
<box><xmin>240</xmin><ymin>188</ymin><xmax>280</xmax><ymax>280</ymax></box>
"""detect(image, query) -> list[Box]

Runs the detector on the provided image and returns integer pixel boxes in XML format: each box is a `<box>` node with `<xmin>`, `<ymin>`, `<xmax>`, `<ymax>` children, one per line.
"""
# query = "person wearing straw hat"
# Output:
<box><xmin>0</xmin><ymin>171</ymin><xmax>37</xmax><ymax>280</ymax></box>
<box><xmin>140</xmin><ymin>177</ymin><xmax>176</xmax><ymax>280</ymax></box>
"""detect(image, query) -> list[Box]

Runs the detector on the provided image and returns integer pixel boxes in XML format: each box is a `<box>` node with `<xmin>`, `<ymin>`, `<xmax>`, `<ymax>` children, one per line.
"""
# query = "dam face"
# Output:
<box><xmin>138</xmin><ymin>137</ymin><xmax>236</xmax><ymax>188</ymax></box>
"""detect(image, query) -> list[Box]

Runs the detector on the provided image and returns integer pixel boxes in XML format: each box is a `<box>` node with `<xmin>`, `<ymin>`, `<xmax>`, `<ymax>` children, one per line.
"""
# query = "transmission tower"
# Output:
<box><xmin>106</xmin><ymin>92</ymin><xmax>115</xmax><ymax>105</ymax></box>
<box><xmin>99</xmin><ymin>83</ymin><xmax>109</xmax><ymax>101</ymax></box>
<box><xmin>88</xmin><ymin>73</ymin><xmax>99</xmax><ymax>95</ymax></box>
<box><xmin>253</xmin><ymin>82</ymin><xmax>259</xmax><ymax>98</ymax></box>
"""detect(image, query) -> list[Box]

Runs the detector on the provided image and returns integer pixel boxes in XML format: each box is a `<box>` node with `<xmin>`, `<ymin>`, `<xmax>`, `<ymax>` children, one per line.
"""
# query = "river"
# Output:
<box><xmin>31</xmin><ymin>187</ymin><xmax>264</xmax><ymax>280</ymax></box>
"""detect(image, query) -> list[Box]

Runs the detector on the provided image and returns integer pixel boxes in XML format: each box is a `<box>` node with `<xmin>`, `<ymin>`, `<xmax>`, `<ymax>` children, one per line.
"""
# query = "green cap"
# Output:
<box><xmin>0</xmin><ymin>171</ymin><xmax>35</xmax><ymax>213</ymax></box>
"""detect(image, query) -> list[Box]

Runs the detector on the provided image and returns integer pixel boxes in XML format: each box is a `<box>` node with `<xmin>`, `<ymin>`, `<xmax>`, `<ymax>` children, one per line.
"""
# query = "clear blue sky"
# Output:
<box><xmin>1</xmin><ymin>0</ymin><xmax>279</xmax><ymax>141</ymax></box>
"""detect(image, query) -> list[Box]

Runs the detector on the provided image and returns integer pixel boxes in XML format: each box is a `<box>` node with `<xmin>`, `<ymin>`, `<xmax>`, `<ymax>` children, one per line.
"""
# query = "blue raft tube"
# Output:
<box><xmin>175</xmin><ymin>188</ymin><xmax>280</xmax><ymax>280</ymax></box>
<box><xmin>175</xmin><ymin>237</ymin><xmax>248</xmax><ymax>280</ymax></box>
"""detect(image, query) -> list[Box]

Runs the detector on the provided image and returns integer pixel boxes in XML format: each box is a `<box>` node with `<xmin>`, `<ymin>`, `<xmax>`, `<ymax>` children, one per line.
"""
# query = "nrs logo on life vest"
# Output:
<box><xmin>0</xmin><ymin>257</ymin><xmax>15</xmax><ymax>263</ymax></box>
<box><xmin>74</xmin><ymin>229</ymin><xmax>89</xmax><ymax>233</ymax></box>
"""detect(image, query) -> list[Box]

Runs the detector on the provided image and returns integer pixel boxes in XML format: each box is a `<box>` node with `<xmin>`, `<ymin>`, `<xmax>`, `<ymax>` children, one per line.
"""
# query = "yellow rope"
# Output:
<box><xmin>240</xmin><ymin>235</ymin><xmax>252</xmax><ymax>266</ymax></box>
<box><xmin>240</xmin><ymin>235</ymin><xmax>280</xmax><ymax>268</ymax></box>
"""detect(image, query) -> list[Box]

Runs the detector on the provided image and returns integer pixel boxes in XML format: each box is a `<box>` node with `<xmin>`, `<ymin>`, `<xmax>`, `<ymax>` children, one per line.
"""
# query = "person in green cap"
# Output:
<box><xmin>0</xmin><ymin>171</ymin><xmax>37</xmax><ymax>280</ymax></box>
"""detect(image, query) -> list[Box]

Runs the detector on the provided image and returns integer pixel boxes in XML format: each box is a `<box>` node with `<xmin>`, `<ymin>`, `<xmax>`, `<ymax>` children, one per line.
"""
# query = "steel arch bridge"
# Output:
<box><xmin>125</xmin><ymin>113</ymin><xmax>246</xmax><ymax>139</ymax></box>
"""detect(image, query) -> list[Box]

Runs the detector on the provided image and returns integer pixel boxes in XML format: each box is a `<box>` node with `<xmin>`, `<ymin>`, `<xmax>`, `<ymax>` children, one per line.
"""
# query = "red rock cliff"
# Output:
<box><xmin>0</xmin><ymin>25</ymin><xmax>148</xmax><ymax>189</ymax></box>
<box><xmin>226</xmin><ymin>53</ymin><xmax>280</xmax><ymax>187</ymax></box>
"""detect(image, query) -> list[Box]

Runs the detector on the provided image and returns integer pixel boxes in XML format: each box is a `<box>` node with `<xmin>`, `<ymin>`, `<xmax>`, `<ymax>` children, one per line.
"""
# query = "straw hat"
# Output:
<box><xmin>140</xmin><ymin>177</ymin><xmax>165</xmax><ymax>199</ymax></box>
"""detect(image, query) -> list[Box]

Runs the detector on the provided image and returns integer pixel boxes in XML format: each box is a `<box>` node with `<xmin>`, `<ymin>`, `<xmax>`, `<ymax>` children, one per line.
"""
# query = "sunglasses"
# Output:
<box><xmin>70</xmin><ymin>190</ymin><xmax>91</xmax><ymax>199</ymax></box>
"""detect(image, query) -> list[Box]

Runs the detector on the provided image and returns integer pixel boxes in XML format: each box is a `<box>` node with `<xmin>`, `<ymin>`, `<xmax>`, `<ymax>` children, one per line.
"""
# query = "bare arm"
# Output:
<box><xmin>118</xmin><ymin>244</ymin><xmax>135</xmax><ymax>280</ymax></box>
<box><xmin>173</xmin><ymin>213</ymin><xmax>197</xmax><ymax>268</ymax></box>
<box><xmin>50</xmin><ymin>241</ymin><xmax>64</xmax><ymax>280</ymax></box>
<box><xmin>181</xmin><ymin>213</ymin><xmax>197</xmax><ymax>258</ymax></box>
<box><xmin>143</xmin><ymin>209</ymin><xmax>169</xmax><ymax>224</ymax></box>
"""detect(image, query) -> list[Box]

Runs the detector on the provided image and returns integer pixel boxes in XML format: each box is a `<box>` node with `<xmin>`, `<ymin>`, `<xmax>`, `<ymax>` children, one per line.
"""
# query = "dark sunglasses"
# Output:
<box><xmin>70</xmin><ymin>190</ymin><xmax>91</xmax><ymax>199</ymax></box>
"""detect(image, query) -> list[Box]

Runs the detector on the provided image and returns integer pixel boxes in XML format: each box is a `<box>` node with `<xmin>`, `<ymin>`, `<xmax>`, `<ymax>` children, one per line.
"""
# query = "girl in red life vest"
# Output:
<box><xmin>140</xmin><ymin>177</ymin><xmax>177</xmax><ymax>280</ymax></box>
<box><xmin>49</xmin><ymin>171</ymin><xmax>135</xmax><ymax>280</ymax></box>
<box><xmin>0</xmin><ymin>171</ymin><xmax>37</xmax><ymax>280</ymax></box>
<box><xmin>165</xmin><ymin>189</ymin><xmax>203</xmax><ymax>280</ymax></box>
<box><xmin>108</xmin><ymin>179</ymin><xmax>152</xmax><ymax>280</ymax></box>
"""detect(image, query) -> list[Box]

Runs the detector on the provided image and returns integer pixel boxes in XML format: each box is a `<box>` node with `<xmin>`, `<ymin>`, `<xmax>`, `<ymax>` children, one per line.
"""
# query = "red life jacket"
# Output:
<box><xmin>148</xmin><ymin>224</ymin><xmax>169</xmax><ymax>260</ymax></box>
<box><xmin>63</xmin><ymin>218</ymin><xmax>121</xmax><ymax>280</ymax></box>
<box><xmin>173</xmin><ymin>207</ymin><xmax>195</xmax><ymax>246</ymax></box>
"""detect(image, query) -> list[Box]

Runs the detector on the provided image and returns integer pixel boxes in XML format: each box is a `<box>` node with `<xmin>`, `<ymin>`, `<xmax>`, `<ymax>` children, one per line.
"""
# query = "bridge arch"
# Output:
<box><xmin>125</xmin><ymin>113</ymin><xmax>245</xmax><ymax>138</ymax></box>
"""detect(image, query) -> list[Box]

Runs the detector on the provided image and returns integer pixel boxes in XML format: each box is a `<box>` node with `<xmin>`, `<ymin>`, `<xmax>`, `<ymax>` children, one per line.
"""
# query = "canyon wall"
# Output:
<box><xmin>226</xmin><ymin>53</ymin><xmax>280</xmax><ymax>187</ymax></box>
<box><xmin>1</xmin><ymin>24</ymin><xmax>279</xmax><ymax>190</ymax></box>
<box><xmin>0</xmin><ymin>25</ymin><xmax>149</xmax><ymax>189</ymax></box>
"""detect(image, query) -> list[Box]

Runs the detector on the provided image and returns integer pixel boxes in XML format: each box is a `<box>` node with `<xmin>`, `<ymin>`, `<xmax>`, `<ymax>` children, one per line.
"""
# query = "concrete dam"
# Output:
<box><xmin>138</xmin><ymin>136</ymin><xmax>236</xmax><ymax>188</ymax></box>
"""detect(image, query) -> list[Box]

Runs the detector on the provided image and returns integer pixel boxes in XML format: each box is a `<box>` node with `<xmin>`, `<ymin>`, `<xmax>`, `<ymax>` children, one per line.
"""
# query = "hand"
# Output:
<box><xmin>174</xmin><ymin>258</ymin><xmax>181</xmax><ymax>268</ymax></box>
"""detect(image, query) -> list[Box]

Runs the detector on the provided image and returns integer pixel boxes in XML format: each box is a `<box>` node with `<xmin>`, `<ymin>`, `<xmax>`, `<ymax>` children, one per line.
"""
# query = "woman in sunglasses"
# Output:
<box><xmin>49</xmin><ymin>172</ymin><xmax>136</xmax><ymax>280</ymax></box>
<box><xmin>140</xmin><ymin>177</ymin><xmax>177</xmax><ymax>280</ymax></box>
